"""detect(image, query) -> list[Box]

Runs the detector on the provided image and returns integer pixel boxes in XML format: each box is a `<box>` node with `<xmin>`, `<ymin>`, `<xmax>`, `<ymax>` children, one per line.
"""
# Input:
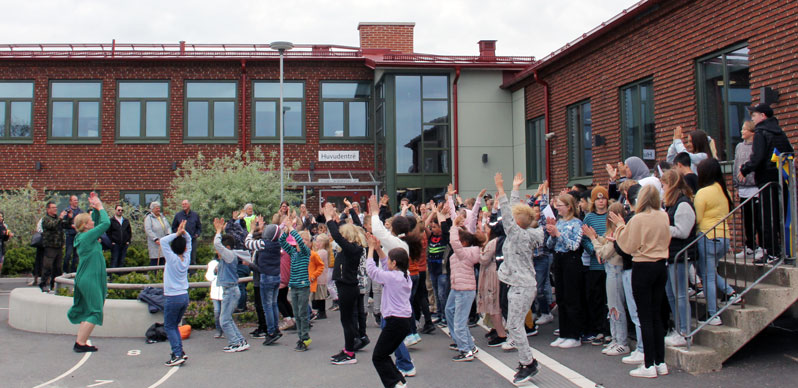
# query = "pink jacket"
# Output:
<box><xmin>449</xmin><ymin>226</ymin><xmax>480</xmax><ymax>291</ymax></box>
<box><xmin>279</xmin><ymin>250</ymin><xmax>291</xmax><ymax>289</ymax></box>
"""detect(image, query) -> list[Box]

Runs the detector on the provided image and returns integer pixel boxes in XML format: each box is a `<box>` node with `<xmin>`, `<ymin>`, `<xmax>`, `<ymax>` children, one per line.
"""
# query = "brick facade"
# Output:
<box><xmin>358</xmin><ymin>22</ymin><xmax>415</xmax><ymax>53</ymax></box>
<box><xmin>516</xmin><ymin>0</ymin><xmax>798</xmax><ymax>191</ymax></box>
<box><xmin>0</xmin><ymin>59</ymin><xmax>374</xmax><ymax>207</ymax></box>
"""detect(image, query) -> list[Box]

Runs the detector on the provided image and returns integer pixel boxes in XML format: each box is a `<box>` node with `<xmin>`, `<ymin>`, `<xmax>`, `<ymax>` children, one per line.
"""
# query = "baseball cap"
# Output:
<box><xmin>747</xmin><ymin>103</ymin><xmax>773</xmax><ymax>117</ymax></box>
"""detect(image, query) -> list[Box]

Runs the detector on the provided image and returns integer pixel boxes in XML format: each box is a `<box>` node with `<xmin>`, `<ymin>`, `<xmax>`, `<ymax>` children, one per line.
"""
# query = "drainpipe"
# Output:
<box><xmin>240</xmin><ymin>59</ymin><xmax>247</xmax><ymax>155</ymax></box>
<box><xmin>533</xmin><ymin>69</ymin><xmax>551</xmax><ymax>184</ymax></box>
<box><xmin>453</xmin><ymin>67</ymin><xmax>461</xmax><ymax>191</ymax></box>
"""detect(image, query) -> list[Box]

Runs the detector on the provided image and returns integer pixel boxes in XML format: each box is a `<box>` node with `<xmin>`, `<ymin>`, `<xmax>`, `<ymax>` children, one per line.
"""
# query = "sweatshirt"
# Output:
<box><xmin>213</xmin><ymin>233</ymin><xmax>252</xmax><ymax>287</ymax></box>
<box><xmin>161</xmin><ymin>232</ymin><xmax>192</xmax><ymax>296</ymax></box>
<box><xmin>497</xmin><ymin>190</ymin><xmax>545</xmax><ymax>287</ymax></box>
<box><xmin>366</xmin><ymin>254</ymin><xmax>412</xmax><ymax>318</ymax></box>
<box><xmin>694</xmin><ymin>183</ymin><xmax>730</xmax><ymax>239</ymax></box>
<box><xmin>615</xmin><ymin>210</ymin><xmax>670</xmax><ymax>263</ymax></box>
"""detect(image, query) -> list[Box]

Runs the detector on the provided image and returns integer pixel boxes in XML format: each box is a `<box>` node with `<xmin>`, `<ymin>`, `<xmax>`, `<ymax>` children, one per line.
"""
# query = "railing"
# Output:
<box><xmin>669</xmin><ymin>153</ymin><xmax>797</xmax><ymax>349</ymax></box>
<box><xmin>54</xmin><ymin>265</ymin><xmax>253</xmax><ymax>290</ymax></box>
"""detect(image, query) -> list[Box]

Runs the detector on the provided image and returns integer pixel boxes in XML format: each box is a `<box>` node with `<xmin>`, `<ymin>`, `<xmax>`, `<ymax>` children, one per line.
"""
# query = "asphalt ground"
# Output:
<box><xmin>1</xmin><ymin>278</ymin><xmax>797</xmax><ymax>388</ymax></box>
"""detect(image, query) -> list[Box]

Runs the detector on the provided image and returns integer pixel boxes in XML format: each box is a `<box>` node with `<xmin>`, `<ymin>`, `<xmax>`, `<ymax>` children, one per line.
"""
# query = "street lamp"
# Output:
<box><xmin>271</xmin><ymin>41</ymin><xmax>294</xmax><ymax>203</ymax></box>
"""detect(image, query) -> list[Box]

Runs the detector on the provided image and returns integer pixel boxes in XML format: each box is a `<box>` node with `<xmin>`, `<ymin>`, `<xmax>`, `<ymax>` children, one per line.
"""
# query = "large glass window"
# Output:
<box><xmin>120</xmin><ymin>191</ymin><xmax>162</xmax><ymax>210</ymax></box>
<box><xmin>321</xmin><ymin>82</ymin><xmax>371</xmax><ymax>139</ymax></box>
<box><xmin>252</xmin><ymin>81</ymin><xmax>304</xmax><ymax>140</ymax></box>
<box><xmin>0</xmin><ymin>81</ymin><xmax>34</xmax><ymax>142</ymax></box>
<box><xmin>117</xmin><ymin>81</ymin><xmax>169</xmax><ymax>142</ymax></box>
<box><xmin>526</xmin><ymin>117</ymin><xmax>546</xmax><ymax>184</ymax></box>
<box><xmin>697</xmin><ymin>44</ymin><xmax>750</xmax><ymax>161</ymax></box>
<box><xmin>621</xmin><ymin>79</ymin><xmax>655</xmax><ymax>167</ymax></box>
<box><xmin>49</xmin><ymin>81</ymin><xmax>101</xmax><ymax>141</ymax></box>
<box><xmin>567</xmin><ymin>100</ymin><xmax>592</xmax><ymax>178</ymax></box>
<box><xmin>184</xmin><ymin>81</ymin><xmax>237</xmax><ymax>141</ymax></box>
<box><xmin>396</xmin><ymin>75</ymin><xmax>449</xmax><ymax>174</ymax></box>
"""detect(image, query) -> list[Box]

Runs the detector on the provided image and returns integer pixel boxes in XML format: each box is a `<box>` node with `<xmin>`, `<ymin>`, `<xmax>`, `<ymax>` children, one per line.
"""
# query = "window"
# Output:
<box><xmin>526</xmin><ymin>117</ymin><xmax>546</xmax><ymax>184</ymax></box>
<box><xmin>321</xmin><ymin>82</ymin><xmax>371</xmax><ymax>139</ymax></box>
<box><xmin>49</xmin><ymin>81</ymin><xmax>102</xmax><ymax>142</ymax></box>
<box><xmin>697</xmin><ymin>44</ymin><xmax>750</xmax><ymax>160</ymax></box>
<box><xmin>0</xmin><ymin>81</ymin><xmax>34</xmax><ymax>143</ymax></box>
<box><xmin>252</xmin><ymin>81</ymin><xmax>304</xmax><ymax>141</ymax></box>
<box><xmin>184</xmin><ymin>81</ymin><xmax>237</xmax><ymax>142</ymax></box>
<box><xmin>120</xmin><ymin>191</ymin><xmax>162</xmax><ymax>210</ymax></box>
<box><xmin>117</xmin><ymin>81</ymin><xmax>169</xmax><ymax>142</ymax></box>
<box><xmin>45</xmin><ymin>191</ymin><xmax>98</xmax><ymax>213</ymax></box>
<box><xmin>567</xmin><ymin>100</ymin><xmax>592</xmax><ymax>178</ymax></box>
<box><xmin>620</xmin><ymin>79</ymin><xmax>655</xmax><ymax>167</ymax></box>
<box><xmin>396</xmin><ymin>75</ymin><xmax>449</xmax><ymax>174</ymax></box>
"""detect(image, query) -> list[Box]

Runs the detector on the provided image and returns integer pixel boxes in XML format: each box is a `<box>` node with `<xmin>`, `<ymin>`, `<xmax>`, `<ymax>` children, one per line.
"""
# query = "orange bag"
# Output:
<box><xmin>179</xmin><ymin>324</ymin><xmax>192</xmax><ymax>339</ymax></box>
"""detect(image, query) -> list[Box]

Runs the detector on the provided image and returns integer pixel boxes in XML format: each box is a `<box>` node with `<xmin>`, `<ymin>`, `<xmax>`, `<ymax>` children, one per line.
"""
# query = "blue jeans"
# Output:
<box><xmin>429</xmin><ymin>269</ymin><xmax>449</xmax><ymax>320</ymax></box>
<box><xmin>605</xmin><ymin>262</ymin><xmax>628</xmax><ymax>346</ymax></box>
<box><xmin>237</xmin><ymin>283</ymin><xmax>248</xmax><ymax>311</ymax></box>
<box><xmin>212</xmin><ymin>299</ymin><xmax>222</xmax><ymax>335</ymax></box>
<box><xmin>259</xmin><ymin>274</ymin><xmax>281</xmax><ymax>335</ymax></box>
<box><xmin>665</xmin><ymin>262</ymin><xmax>690</xmax><ymax>334</ymax></box>
<box><xmin>533</xmin><ymin>255</ymin><xmax>553</xmax><ymax>314</ymax></box>
<box><xmin>696</xmin><ymin>237</ymin><xmax>733</xmax><ymax>315</ymax></box>
<box><xmin>164</xmin><ymin>293</ymin><xmax>189</xmax><ymax>357</ymax></box>
<box><xmin>445</xmin><ymin>289</ymin><xmax>476</xmax><ymax>352</ymax></box>
<box><xmin>110</xmin><ymin>243</ymin><xmax>128</xmax><ymax>268</ymax></box>
<box><xmin>381</xmin><ymin>317</ymin><xmax>414</xmax><ymax>372</ymax></box>
<box><xmin>622</xmin><ymin>269</ymin><xmax>643</xmax><ymax>352</ymax></box>
<box><xmin>221</xmin><ymin>285</ymin><xmax>244</xmax><ymax>345</ymax></box>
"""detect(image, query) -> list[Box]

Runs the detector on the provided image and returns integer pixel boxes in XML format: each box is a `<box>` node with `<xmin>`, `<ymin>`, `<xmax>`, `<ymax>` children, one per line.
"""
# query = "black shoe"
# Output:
<box><xmin>331</xmin><ymin>350</ymin><xmax>347</xmax><ymax>360</ymax></box>
<box><xmin>353</xmin><ymin>336</ymin><xmax>370</xmax><ymax>351</ymax></box>
<box><xmin>487</xmin><ymin>336</ymin><xmax>507</xmax><ymax>347</ymax></box>
<box><xmin>485</xmin><ymin>328</ymin><xmax>497</xmax><ymax>338</ymax></box>
<box><xmin>468</xmin><ymin>316</ymin><xmax>479</xmax><ymax>328</ymax></box>
<box><xmin>294</xmin><ymin>340</ymin><xmax>308</xmax><ymax>352</ymax></box>
<box><xmin>316</xmin><ymin>312</ymin><xmax>327</xmax><ymax>320</ymax></box>
<box><xmin>331</xmin><ymin>351</ymin><xmax>357</xmax><ymax>365</ymax></box>
<box><xmin>262</xmin><ymin>332</ymin><xmax>281</xmax><ymax>346</ymax></box>
<box><xmin>165</xmin><ymin>353</ymin><xmax>185</xmax><ymax>367</ymax></box>
<box><xmin>420</xmin><ymin>322</ymin><xmax>436</xmax><ymax>334</ymax></box>
<box><xmin>526</xmin><ymin>325</ymin><xmax>539</xmax><ymax>337</ymax></box>
<box><xmin>452</xmin><ymin>350</ymin><xmax>474</xmax><ymax>362</ymax></box>
<box><xmin>513</xmin><ymin>360</ymin><xmax>539</xmax><ymax>385</ymax></box>
<box><xmin>374</xmin><ymin>313</ymin><xmax>382</xmax><ymax>326</ymax></box>
<box><xmin>182</xmin><ymin>353</ymin><xmax>188</xmax><ymax>361</ymax></box>
<box><xmin>73</xmin><ymin>342</ymin><xmax>98</xmax><ymax>353</ymax></box>
<box><xmin>449</xmin><ymin>343</ymin><xmax>459</xmax><ymax>351</ymax></box>
<box><xmin>251</xmin><ymin>329</ymin><xmax>267</xmax><ymax>339</ymax></box>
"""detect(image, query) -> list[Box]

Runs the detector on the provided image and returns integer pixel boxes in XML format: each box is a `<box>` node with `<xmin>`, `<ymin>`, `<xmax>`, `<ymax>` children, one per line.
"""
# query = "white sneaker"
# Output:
<box><xmin>535</xmin><ymin>313</ymin><xmax>554</xmax><ymax>325</ymax></box>
<box><xmin>629</xmin><ymin>364</ymin><xmax>657</xmax><ymax>378</ymax></box>
<box><xmin>394</xmin><ymin>382</ymin><xmax>407</xmax><ymax>388</ymax></box>
<box><xmin>754</xmin><ymin>247</ymin><xmax>765</xmax><ymax>260</ymax></box>
<box><xmin>703</xmin><ymin>316</ymin><xmax>722</xmax><ymax>326</ymax></box>
<box><xmin>622</xmin><ymin>349</ymin><xmax>645</xmax><ymax>364</ymax></box>
<box><xmin>502</xmin><ymin>340</ymin><xmax>517</xmax><ymax>351</ymax></box>
<box><xmin>400</xmin><ymin>366</ymin><xmax>416</xmax><ymax>377</ymax></box>
<box><xmin>735</xmin><ymin>247</ymin><xmax>754</xmax><ymax>260</ymax></box>
<box><xmin>665</xmin><ymin>333</ymin><xmax>687</xmax><ymax>347</ymax></box>
<box><xmin>601</xmin><ymin>341</ymin><xmax>617</xmax><ymax>353</ymax></box>
<box><xmin>604</xmin><ymin>344</ymin><xmax>630</xmax><ymax>356</ymax></box>
<box><xmin>549</xmin><ymin>337</ymin><xmax>566</xmax><ymax>347</ymax></box>
<box><xmin>656</xmin><ymin>363</ymin><xmax>669</xmax><ymax>375</ymax></box>
<box><xmin>558</xmin><ymin>338</ymin><xmax>581</xmax><ymax>349</ymax></box>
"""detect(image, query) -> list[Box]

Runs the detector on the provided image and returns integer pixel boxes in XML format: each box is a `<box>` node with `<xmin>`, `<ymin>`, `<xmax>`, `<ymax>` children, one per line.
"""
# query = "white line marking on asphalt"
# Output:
<box><xmin>32</xmin><ymin>340</ymin><xmax>93</xmax><ymax>388</ymax></box>
<box><xmin>147</xmin><ymin>365</ymin><xmax>180</xmax><ymax>388</ymax></box>
<box><xmin>478</xmin><ymin>323</ymin><xmax>597</xmax><ymax>388</ymax></box>
<box><xmin>87</xmin><ymin>380</ymin><xmax>114</xmax><ymax>387</ymax></box>
<box><xmin>440</xmin><ymin>326</ymin><xmax>538</xmax><ymax>387</ymax></box>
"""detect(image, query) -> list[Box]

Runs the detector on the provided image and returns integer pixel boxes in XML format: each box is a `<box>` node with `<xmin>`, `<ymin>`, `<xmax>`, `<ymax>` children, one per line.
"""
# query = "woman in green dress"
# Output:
<box><xmin>67</xmin><ymin>192</ymin><xmax>110</xmax><ymax>352</ymax></box>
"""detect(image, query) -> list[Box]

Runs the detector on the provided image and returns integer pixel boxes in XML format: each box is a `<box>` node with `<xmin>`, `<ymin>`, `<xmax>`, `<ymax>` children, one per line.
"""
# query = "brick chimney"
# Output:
<box><xmin>478</xmin><ymin>40</ymin><xmax>496</xmax><ymax>58</ymax></box>
<box><xmin>358</xmin><ymin>22</ymin><xmax>415</xmax><ymax>53</ymax></box>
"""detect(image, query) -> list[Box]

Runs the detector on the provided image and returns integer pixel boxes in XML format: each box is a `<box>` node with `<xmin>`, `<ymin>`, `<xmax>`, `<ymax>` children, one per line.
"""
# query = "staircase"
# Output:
<box><xmin>665</xmin><ymin>259</ymin><xmax>798</xmax><ymax>373</ymax></box>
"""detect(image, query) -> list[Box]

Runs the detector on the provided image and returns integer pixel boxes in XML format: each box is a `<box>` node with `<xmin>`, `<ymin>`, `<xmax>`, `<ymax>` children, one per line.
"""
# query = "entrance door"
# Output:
<box><xmin>320</xmin><ymin>190</ymin><xmax>373</xmax><ymax>212</ymax></box>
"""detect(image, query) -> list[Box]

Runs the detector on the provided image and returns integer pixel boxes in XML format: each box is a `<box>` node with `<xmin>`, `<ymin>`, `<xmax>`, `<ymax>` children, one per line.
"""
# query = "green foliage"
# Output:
<box><xmin>165</xmin><ymin>149</ymin><xmax>299</xmax><ymax>241</ymax></box>
<box><xmin>188</xmin><ymin>270</ymin><xmax>208</xmax><ymax>301</ymax></box>
<box><xmin>184</xmin><ymin>301</ymin><xmax>215</xmax><ymax>330</ymax></box>
<box><xmin>107</xmin><ymin>272</ymin><xmax>150</xmax><ymax>299</ymax></box>
<box><xmin>56</xmin><ymin>287</ymin><xmax>73</xmax><ymax>297</ymax></box>
<box><xmin>195</xmin><ymin>244</ymin><xmax>215</xmax><ymax>265</ymax></box>
<box><xmin>1</xmin><ymin>246</ymin><xmax>35</xmax><ymax>276</ymax></box>
<box><xmin>0</xmin><ymin>182</ymin><xmax>46</xmax><ymax>250</ymax></box>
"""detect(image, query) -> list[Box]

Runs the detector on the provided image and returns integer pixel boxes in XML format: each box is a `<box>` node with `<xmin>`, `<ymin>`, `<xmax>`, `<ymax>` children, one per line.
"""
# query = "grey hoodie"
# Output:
<box><xmin>214</xmin><ymin>233</ymin><xmax>252</xmax><ymax>286</ymax></box>
<box><xmin>496</xmin><ymin>190</ymin><xmax>545</xmax><ymax>287</ymax></box>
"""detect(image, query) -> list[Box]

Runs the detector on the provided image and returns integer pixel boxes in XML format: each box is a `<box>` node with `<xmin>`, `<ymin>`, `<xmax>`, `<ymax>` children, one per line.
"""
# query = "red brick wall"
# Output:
<box><xmin>358</xmin><ymin>23</ymin><xmax>415</xmax><ymax>53</ymax></box>
<box><xmin>521</xmin><ymin>0</ymin><xmax>798</xmax><ymax>192</ymax></box>
<box><xmin>0</xmin><ymin>60</ymin><xmax>375</xmax><ymax>207</ymax></box>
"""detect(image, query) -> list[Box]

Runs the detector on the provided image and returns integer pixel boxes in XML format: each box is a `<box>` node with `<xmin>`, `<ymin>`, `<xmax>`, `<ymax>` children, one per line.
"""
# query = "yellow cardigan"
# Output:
<box><xmin>694</xmin><ymin>183</ymin><xmax>730</xmax><ymax>239</ymax></box>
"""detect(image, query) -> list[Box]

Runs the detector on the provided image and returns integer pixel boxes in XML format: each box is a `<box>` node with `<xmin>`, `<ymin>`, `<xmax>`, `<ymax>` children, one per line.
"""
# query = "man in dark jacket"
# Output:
<box><xmin>108</xmin><ymin>204</ymin><xmax>132</xmax><ymax>268</ymax></box>
<box><xmin>172</xmin><ymin>200</ymin><xmax>202</xmax><ymax>265</ymax></box>
<box><xmin>41</xmin><ymin>201</ymin><xmax>70</xmax><ymax>292</ymax></box>
<box><xmin>739</xmin><ymin>103</ymin><xmax>794</xmax><ymax>261</ymax></box>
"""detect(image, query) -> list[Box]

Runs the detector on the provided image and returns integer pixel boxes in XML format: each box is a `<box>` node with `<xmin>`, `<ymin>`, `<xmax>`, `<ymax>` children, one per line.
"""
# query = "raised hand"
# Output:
<box><xmin>582</xmin><ymin>224</ymin><xmax>597</xmax><ymax>240</ymax></box>
<box><xmin>343</xmin><ymin>198</ymin><xmax>352</xmax><ymax>208</ymax></box>
<box><xmin>674</xmin><ymin>125</ymin><xmax>683</xmax><ymax>141</ymax></box>
<box><xmin>177</xmin><ymin>220</ymin><xmax>187</xmax><ymax>236</ymax></box>
<box><xmin>368</xmin><ymin>195</ymin><xmax>380</xmax><ymax>216</ymax></box>
<box><xmin>323</xmin><ymin>202</ymin><xmax>336</xmax><ymax>222</ymax></box>
<box><xmin>88</xmin><ymin>192</ymin><xmax>103</xmax><ymax>210</ymax></box>
<box><xmin>477</xmin><ymin>188</ymin><xmax>487</xmax><ymax>201</ymax></box>
<box><xmin>494</xmin><ymin>172</ymin><xmax>504</xmax><ymax>193</ymax></box>
<box><xmin>608</xmin><ymin>212</ymin><xmax>626</xmax><ymax>229</ymax></box>
<box><xmin>366</xmin><ymin>232</ymin><xmax>379</xmax><ymax>249</ymax></box>
<box><xmin>454</xmin><ymin>214</ymin><xmax>465</xmax><ymax>228</ymax></box>
<box><xmin>213</xmin><ymin>217</ymin><xmax>225</xmax><ymax>234</ymax></box>
<box><xmin>605</xmin><ymin>163</ymin><xmax>618</xmax><ymax>181</ymax></box>
<box><xmin>447</xmin><ymin>183</ymin><xmax>456</xmax><ymax>197</ymax></box>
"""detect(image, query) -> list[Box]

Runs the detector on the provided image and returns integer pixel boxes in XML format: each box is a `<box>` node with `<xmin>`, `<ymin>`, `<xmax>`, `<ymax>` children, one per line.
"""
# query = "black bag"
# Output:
<box><xmin>145</xmin><ymin>322</ymin><xmax>168</xmax><ymax>343</ymax></box>
<box><xmin>30</xmin><ymin>232</ymin><xmax>43</xmax><ymax>248</ymax></box>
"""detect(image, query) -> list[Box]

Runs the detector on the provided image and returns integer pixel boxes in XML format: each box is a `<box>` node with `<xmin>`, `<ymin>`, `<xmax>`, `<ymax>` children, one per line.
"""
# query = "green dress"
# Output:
<box><xmin>67</xmin><ymin>209</ymin><xmax>110</xmax><ymax>325</ymax></box>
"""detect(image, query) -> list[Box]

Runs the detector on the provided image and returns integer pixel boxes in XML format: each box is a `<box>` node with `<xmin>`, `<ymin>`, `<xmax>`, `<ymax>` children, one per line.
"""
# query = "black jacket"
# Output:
<box><xmin>327</xmin><ymin>220</ymin><xmax>365</xmax><ymax>286</ymax></box>
<box><xmin>108</xmin><ymin>216</ymin><xmax>132</xmax><ymax>245</ymax></box>
<box><xmin>740</xmin><ymin>117</ymin><xmax>794</xmax><ymax>186</ymax></box>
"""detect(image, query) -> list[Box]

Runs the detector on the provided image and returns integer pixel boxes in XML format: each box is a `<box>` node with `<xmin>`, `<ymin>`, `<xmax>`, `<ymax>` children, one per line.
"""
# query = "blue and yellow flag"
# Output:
<box><xmin>772</xmin><ymin>148</ymin><xmax>794</xmax><ymax>257</ymax></box>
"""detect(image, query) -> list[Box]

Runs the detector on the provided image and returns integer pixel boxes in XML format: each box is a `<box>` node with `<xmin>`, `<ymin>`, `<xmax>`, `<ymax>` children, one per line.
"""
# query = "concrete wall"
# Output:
<box><xmin>456</xmin><ymin>70</ymin><xmax>523</xmax><ymax>199</ymax></box>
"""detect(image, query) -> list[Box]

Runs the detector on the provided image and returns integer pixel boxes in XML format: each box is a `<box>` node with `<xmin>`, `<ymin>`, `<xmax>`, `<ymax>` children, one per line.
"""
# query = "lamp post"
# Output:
<box><xmin>271</xmin><ymin>41</ymin><xmax>294</xmax><ymax>203</ymax></box>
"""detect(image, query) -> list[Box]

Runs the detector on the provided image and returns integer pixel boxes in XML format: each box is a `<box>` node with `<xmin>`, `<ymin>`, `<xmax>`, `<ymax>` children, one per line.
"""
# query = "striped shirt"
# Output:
<box><xmin>280</xmin><ymin>230</ymin><xmax>311</xmax><ymax>288</ymax></box>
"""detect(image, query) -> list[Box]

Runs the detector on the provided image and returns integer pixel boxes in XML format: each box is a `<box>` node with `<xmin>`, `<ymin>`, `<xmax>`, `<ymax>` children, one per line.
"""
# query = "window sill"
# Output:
<box><xmin>567</xmin><ymin>176</ymin><xmax>594</xmax><ymax>187</ymax></box>
<box><xmin>319</xmin><ymin>138</ymin><xmax>374</xmax><ymax>144</ymax></box>
<box><xmin>0</xmin><ymin>139</ymin><xmax>34</xmax><ymax>145</ymax></box>
<box><xmin>182</xmin><ymin>139</ymin><xmax>239</xmax><ymax>145</ymax></box>
<box><xmin>251</xmin><ymin>138</ymin><xmax>307</xmax><ymax>145</ymax></box>
<box><xmin>115</xmin><ymin>139</ymin><xmax>171</xmax><ymax>145</ymax></box>
<box><xmin>47</xmin><ymin>139</ymin><xmax>102</xmax><ymax>145</ymax></box>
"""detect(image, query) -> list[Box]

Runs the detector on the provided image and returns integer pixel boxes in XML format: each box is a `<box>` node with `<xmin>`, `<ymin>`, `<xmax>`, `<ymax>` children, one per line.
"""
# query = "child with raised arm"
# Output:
<box><xmin>495</xmin><ymin>172</ymin><xmax>545</xmax><ymax>385</ymax></box>
<box><xmin>212</xmin><ymin>217</ymin><xmax>254</xmax><ymax>353</ymax></box>
<box><xmin>366</xmin><ymin>233</ymin><xmax>413</xmax><ymax>388</ymax></box>
<box><xmin>161</xmin><ymin>220</ymin><xmax>192</xmax><ymax>366</ymax></box>
<box><xmin>279</xmin><ymin>214</ymin><xmax>313</xmax><ymax>352</ymax></box>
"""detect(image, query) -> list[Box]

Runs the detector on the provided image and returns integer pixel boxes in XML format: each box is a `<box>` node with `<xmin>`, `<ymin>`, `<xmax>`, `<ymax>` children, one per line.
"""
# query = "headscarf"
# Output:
<box><xmin>625</xmin><ymin>156</ymin><xmax>650</xmax><ymax>181</ymax></box>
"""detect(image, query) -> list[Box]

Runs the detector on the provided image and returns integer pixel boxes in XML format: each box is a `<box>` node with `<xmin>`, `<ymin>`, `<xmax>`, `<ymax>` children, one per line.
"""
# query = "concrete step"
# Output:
<box><xmin>665</xmin><ymin>344</ymin><xmax>721</xmax><ymax>374</ymax></box>
<box><xmin>717</xmin><ymin>259</ymin><xmax>798</xmax><ymax>288</ymax></box>
<box><xmin>733</xmin><ymin>283</ymin><xmax>796</xmax><ymax>311</ymax></box>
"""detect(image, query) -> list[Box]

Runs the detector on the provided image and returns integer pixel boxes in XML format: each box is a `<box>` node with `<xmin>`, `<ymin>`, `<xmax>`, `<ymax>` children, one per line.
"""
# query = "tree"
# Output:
<box><xmin>166</xmin><ymin>149</ymin><xmax>299</xmax><ymax>239</ymax></box>
<box><xmin>0</xmin><ymin>182</ymin><xmax>44</xmax><ymax>248</ymax></box>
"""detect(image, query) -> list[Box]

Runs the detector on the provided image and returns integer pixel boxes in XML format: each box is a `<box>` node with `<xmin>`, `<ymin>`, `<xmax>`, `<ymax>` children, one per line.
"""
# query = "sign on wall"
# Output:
<box><xmin>319</xmin><ymin>150</ymin><xmax>360</xmax><ymax>162</ymax></box>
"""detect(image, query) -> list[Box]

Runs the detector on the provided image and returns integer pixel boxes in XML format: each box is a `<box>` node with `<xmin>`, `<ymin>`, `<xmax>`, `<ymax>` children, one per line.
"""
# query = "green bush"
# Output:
<box><xmin>188</xmin><ymin>270</ymin><xmax>208</xmax><ymax>301</ymax></box>
<box><xmin>195</xmin><ymin>244</ymin><xmax>214</xmax><ymax>265</ymax></box>
<box><xmin>184</xmin><ymin>301</ymin><xmax>215</xmax><ymax>330</ymax></box>
<box><xmin>56</xmin><ymin>287</ymin><xmax>73</xmax><ymax>297</ymax></box>
<box><xmin>1</xmin><ymin>246</ymin><xmax>35</xmax><ymax>276</ymax></box>
<box><xmin>107</xmin><ymin>272</ymin><xmax>150</xmax><ymax>300</ymax></box>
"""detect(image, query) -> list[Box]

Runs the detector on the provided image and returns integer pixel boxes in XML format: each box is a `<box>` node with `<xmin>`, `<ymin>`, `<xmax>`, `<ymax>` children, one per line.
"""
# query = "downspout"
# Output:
<box><xmin>240</xmin><ymin>59</ymin><xmax>247</xmax><ymax>155</ymax></box>
<box><xmin>533</xmin><ymin>69</ymin><xmax>550</xmax><ymax>184</ymax></box>
<box><xmin>453</xmin><ymin>67</ymin><xmax>461</xmax><ymax>191</ymax></box>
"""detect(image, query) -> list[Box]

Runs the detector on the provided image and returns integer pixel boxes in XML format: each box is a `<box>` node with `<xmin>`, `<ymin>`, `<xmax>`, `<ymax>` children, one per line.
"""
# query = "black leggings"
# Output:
<box><xmin>337</xmin><ymin>282</ymin><xmax>360</xmax><ymax>352</ymax></box>
<box><xmin>632</xmin><ymin>260</ymin><xmax>667</xmax><ymax>368</ymax></box>
<box><xmin>373</xmin><ymin>317</ymin><xmax>411</xmax><ymax>388</ymax></box>
<box><xmin>413</xmin><ymin>271</ymin><xmax>432</xmax><ymax>324</ymax></box>
<box><xmin>278</xmin><ymin>287</ymin><xmax>293</xmax><ymax>318</ymax></box>
<box><xmin>553</xmin><ymin>250</ymin><xmax>586</xmax><ymax>340</ymax></box>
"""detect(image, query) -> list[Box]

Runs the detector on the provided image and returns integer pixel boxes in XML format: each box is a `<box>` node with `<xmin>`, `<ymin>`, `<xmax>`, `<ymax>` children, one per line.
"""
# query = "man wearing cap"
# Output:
<box><xmin>739</xmin><ymin>103</ymin><xmax>794</xmax><ymax>262</ymax></box>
